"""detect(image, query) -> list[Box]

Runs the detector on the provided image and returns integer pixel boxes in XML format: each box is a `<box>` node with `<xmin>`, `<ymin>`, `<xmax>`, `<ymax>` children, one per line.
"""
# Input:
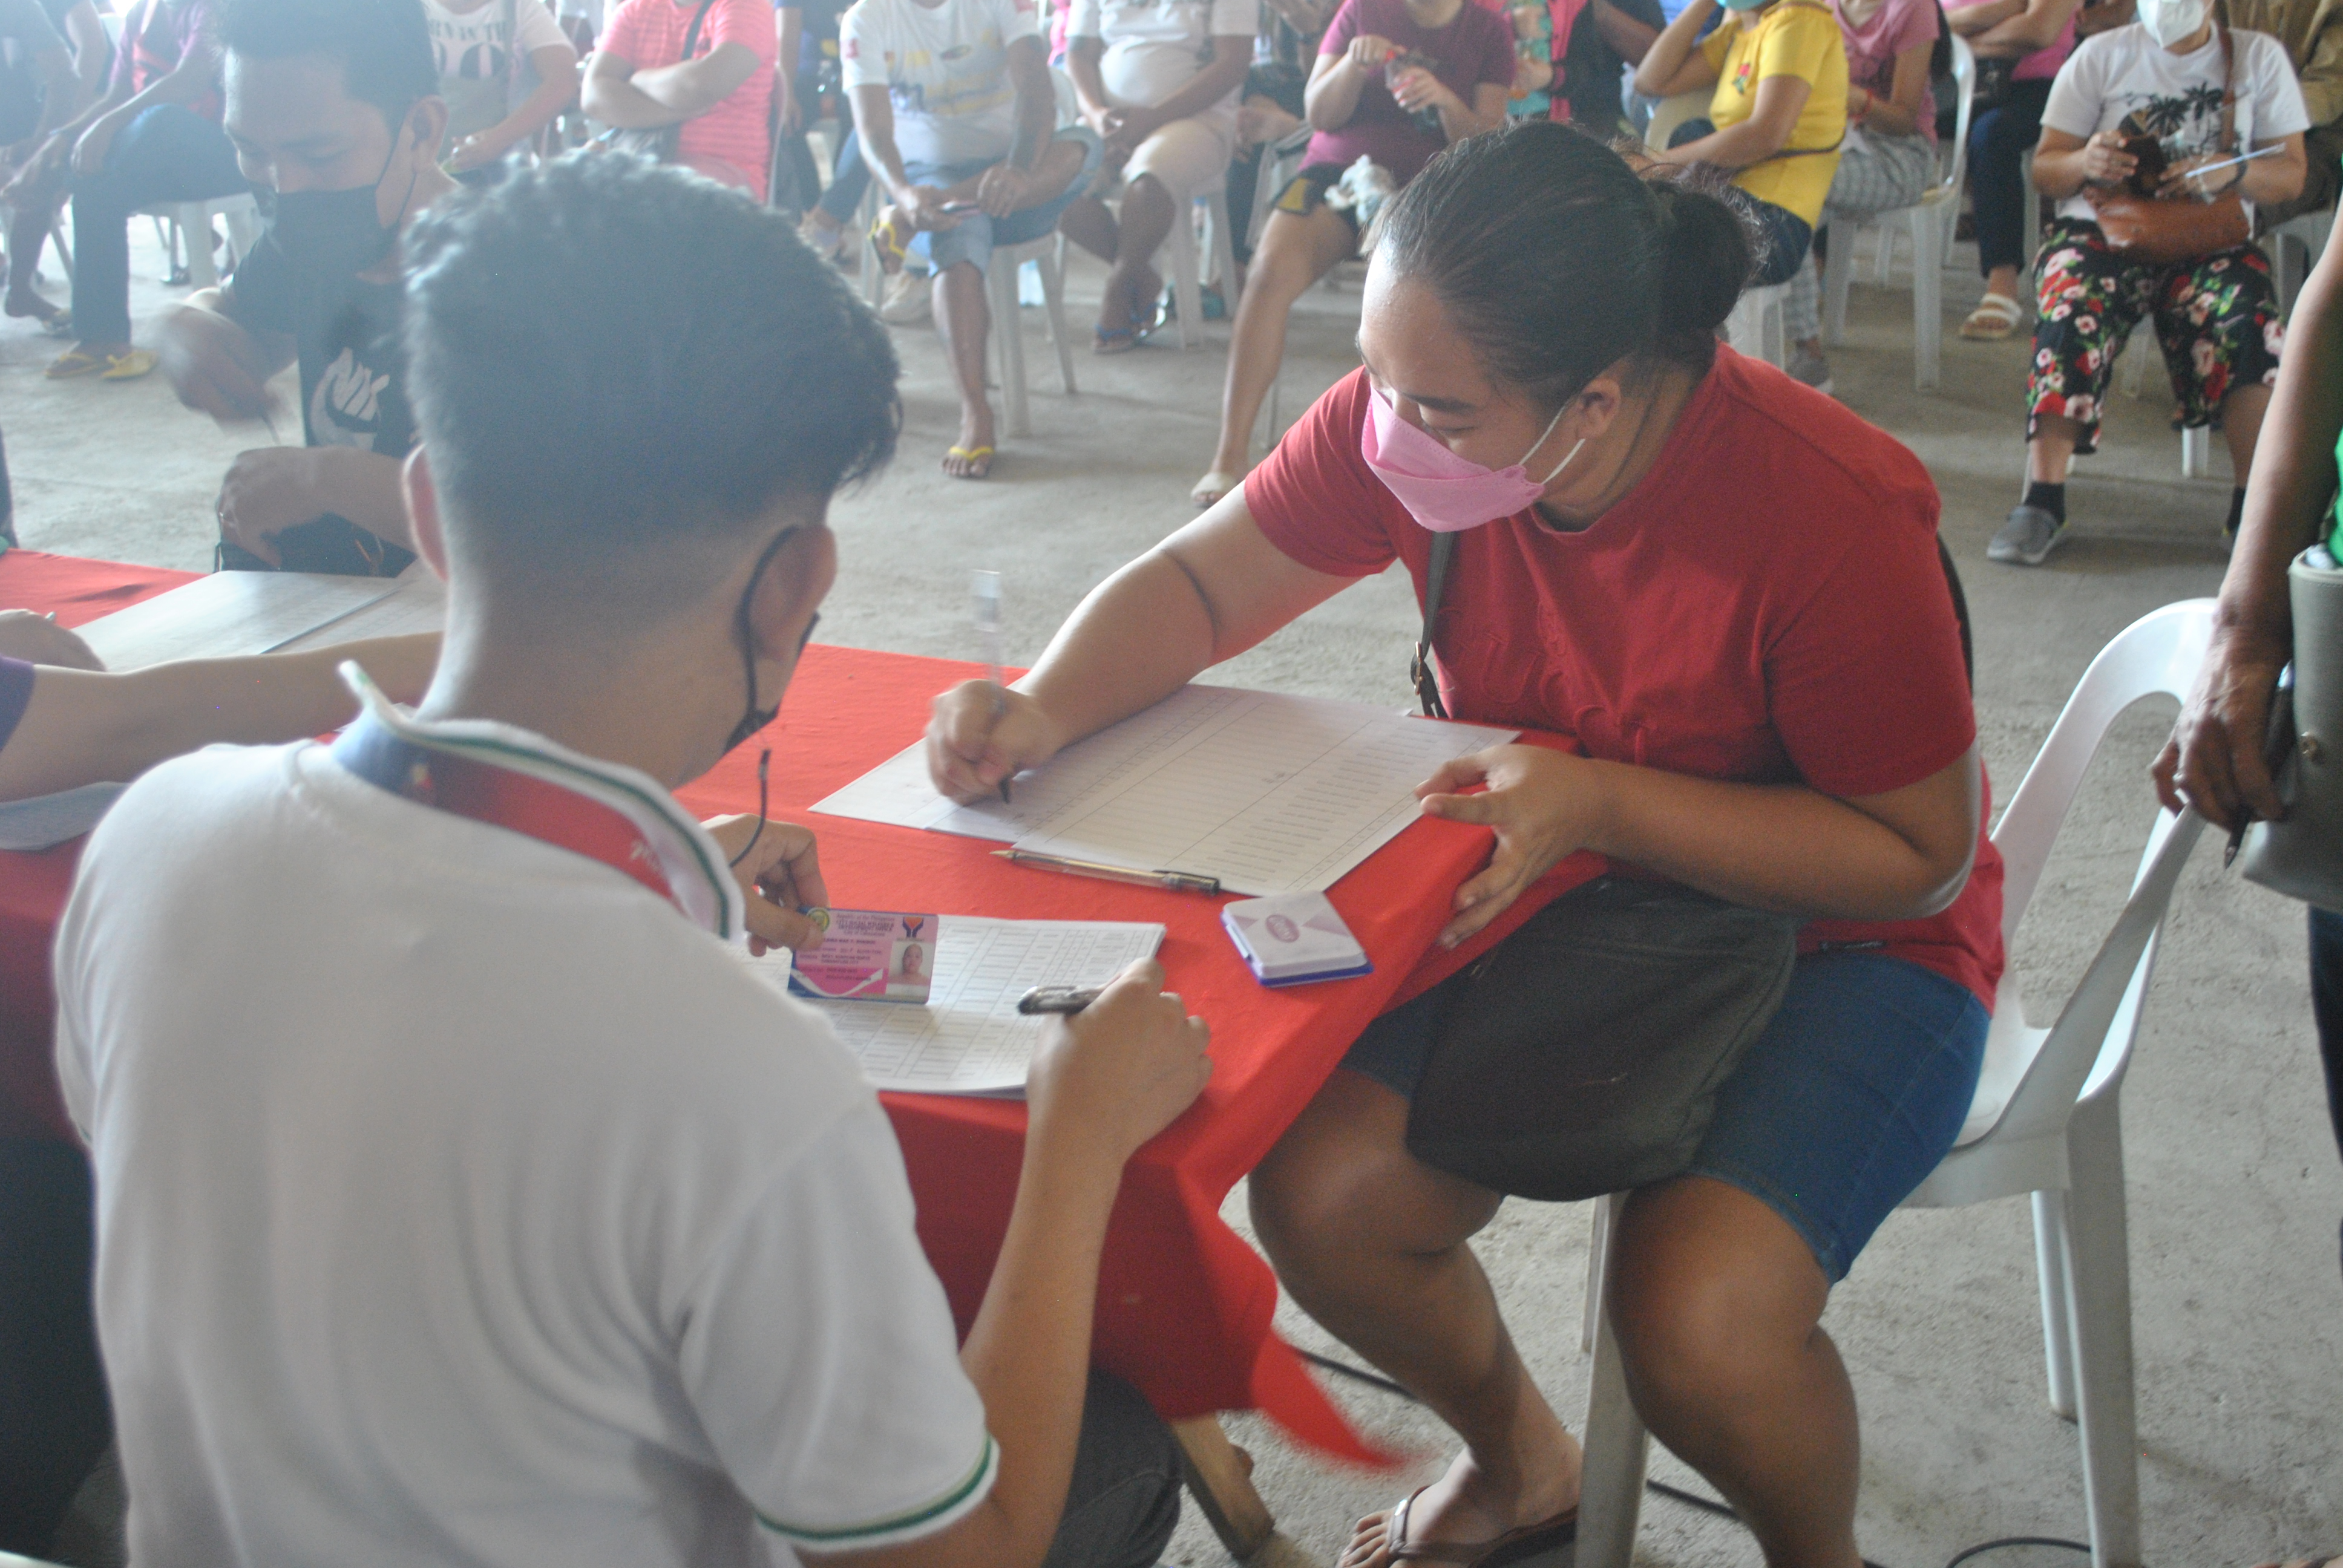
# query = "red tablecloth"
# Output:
<box><xmin>1</xmin><ymin>549</ymin><xmax>1604</xmax><ymax>1463</ymax></box>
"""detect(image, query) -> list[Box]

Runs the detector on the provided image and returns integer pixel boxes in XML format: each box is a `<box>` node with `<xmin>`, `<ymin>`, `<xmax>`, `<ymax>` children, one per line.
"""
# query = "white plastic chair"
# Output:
<box><xmin>1576</xmin><ymin>599</ymin><xmax>2217</xmax><ymax>1568</ymax></box>
<box><xmin>140</xmin><ymin>191</ymin><xmax>260</xmax><ymax>289</ymax></box>
<box><xmin>2020</xmin><ymin>134</ymin><xmax>2043</xmax><ymax>273</ymax></box>
<box><xmin>2271</xmin><ymin>205</ymin><xmax>2332</xmax><ymax>313</ymax></box>
<box><xmin>1157</xmin><ymin>183</ymin><xmax>1240</xmax><ymax>351</ymax></box>
<box><xmin>984</xmin><ymin>231</ymin><xmax>1076</xmax><ymax>439</ymax></box>
<box><xmin>1822</xmin><ymin>36</ymin><xmax>1975</xmax><ymax>390</ymax></box>
<box><xmin>1642</xmin><ymin>89</ymin><xmax>1712</xmax><ymax>154</ymax></box>
<box><xmin>1723</xmin><ymin>281</ymin><xmax>1789</xmax><ymax>367</ymax></box>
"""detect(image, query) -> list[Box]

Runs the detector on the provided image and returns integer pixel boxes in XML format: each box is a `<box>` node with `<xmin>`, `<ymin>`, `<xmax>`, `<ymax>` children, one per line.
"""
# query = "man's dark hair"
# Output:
<box><xmin>218</xmin><ymin>0</ymin><xmax>440</xmax><ymax>130</ymax></box>
<box><xmin>404</xmin><ymin>154</ymin><xmax>902</xmax><ymax>603</ymax></box>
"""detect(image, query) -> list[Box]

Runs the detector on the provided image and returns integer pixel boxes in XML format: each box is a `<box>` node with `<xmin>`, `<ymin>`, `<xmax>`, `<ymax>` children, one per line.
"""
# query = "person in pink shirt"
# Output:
<box><xmin>582</xmin><ymin>0</ymin><xmax>775</xmax><ymax>193</ymax></box>
<box><xmin>1947</xmin><ymin>0</ymin><xmax>2082</xmax><ymax>338</ymax></box>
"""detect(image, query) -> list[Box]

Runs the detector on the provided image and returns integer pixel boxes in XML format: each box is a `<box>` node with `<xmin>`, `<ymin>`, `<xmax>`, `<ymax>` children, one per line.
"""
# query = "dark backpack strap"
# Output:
<box><xmin>1414</xmin><ymin>531</ymin><xmax>1457</xmax><ymax>720</ymax></box>
<box><xmin>1938</xmin><ymin>535</ymin><xmax>1974</xmax><ymax>692</ymax></box>
<box><xmin>681</xmin><ymin>0</ymin><xmax>718</xmax><ymax>60</ymax></box>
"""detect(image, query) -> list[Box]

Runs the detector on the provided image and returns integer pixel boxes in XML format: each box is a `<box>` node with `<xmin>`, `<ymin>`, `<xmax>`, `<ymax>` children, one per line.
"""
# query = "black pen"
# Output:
<box><xmin>1017</xmin><ymin>984</ymin><xmax>1103</xmax><ymax>1015</ymax></box>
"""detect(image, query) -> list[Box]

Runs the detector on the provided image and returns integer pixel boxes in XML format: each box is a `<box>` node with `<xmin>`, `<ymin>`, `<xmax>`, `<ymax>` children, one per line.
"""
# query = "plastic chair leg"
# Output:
<box><xmin>2181</xmin><ymin>425</ymin><xmax>2211</xmax><ymax>479</ymax></box>
<box><xmin>1581</xmin><ymin>1197</ymin><xmax>1609</xmax><ymax>1356</ymax></box>
<box><xmin>1822</xmin><ymin>217</ymin><xmax>1854</xmax><ymax>348</ymax></box>
<box><xmin>223</xmin><ymin>204</ymin><xmax>259</xmax><ymax>274</ymax></box>
<box><xmin>2063</xmin><ymin>1096</ymin><xmax>2144</xmax><ymax>1568</ymax></box>
<box><xmin>1162</xmin><ymin>202</ymin><xmax>1201</xmax><ymax>352</ymax></box>
<box><xmin>1207</xmin><ymin>188</ymin><xmax>1240</xmax><ymax>317</ymax></box>
<box><xmin>1579</xmin><ymin>1192</ymin><xmax>1648</xmax><ymax>1568</ymax></box>
<box><xmin>1038</xmin><ymin>247</ymin><xmax>1076</xmax><ymax>396</ymax></box>
<box><xmin>182</xmin><ymin>204</ymin><xmax>223</xmax><ymax>290</ymax></box>
<box><xmin>1872</xmin><ymin>220</ymin><xmax>1895</xmax><ymax>286</ymax></box>
<box><xmin>2031</xmin><ymin>1187</ymin><xmax>2079</xmax><ymax>1419</ymax></box>
<box><xmin>859</xmin><ymin>186</ymin><xmax>882</xmax><ymax>310</ymax></box>
<box><xmin>988</xmin><ymin>255</ymin><xmax>1031</xmax><ymax>440</ymax></box>
<box><xmin>1913</xmin><ymin>207</ymin><xmax>1943</xmax><ymax>391</ymax></box>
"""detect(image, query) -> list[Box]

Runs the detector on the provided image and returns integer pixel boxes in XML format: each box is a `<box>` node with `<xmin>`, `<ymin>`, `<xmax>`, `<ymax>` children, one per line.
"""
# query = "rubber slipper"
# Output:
<box><xmin>6</xmin><ymin>299</ymin><xmax>71</xmax><ymax>336</ymax></box>
<box><xmin>1348</xmin><ymin>1489</ymin><xmax>1579</xmax><ymax>1567</ymax></box>
<box><xmin>1131</xmin><ymin>298</ymin><xmax>1170</xmax><ymax>345</ymax></box>
<box><xmin>1093</xmin><ymin>324</ymin><xmax>1139</xmax><ymax>355</ymax></box>
<box><xmin>868</xmin><ymin>208</ymin><xmax>912</xmax><ymax>276</ymax></box>
<box><xmin>944</xmin><ymin>443</ymin><xmax>994</xmax><ymax>479</ymax></box>
<box><xmin>99</xmin><ymin>347</ymin><xmax>157</xmax><ymax>380</ymax></box>
<box><xmin>1190</xmin><ymin>468</ymin><xmax>1240</xmax><ymax>508</ymax></box>
<box><xmin>1959</xmin><ymin>292</ymin><xmax>2025</xmax><ymax>340</ymax></box>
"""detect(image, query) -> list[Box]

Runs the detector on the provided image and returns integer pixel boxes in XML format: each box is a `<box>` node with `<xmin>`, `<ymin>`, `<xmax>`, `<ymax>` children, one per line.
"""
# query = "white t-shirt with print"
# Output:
<box><xmin>54</xmin><ymin>697</ymin><xmax>997</xmax><ymax>1568</ymax></box>
<box><xmin>1067</xmin><ymin>0</ymin><xmax>1258</xmax><ymax>126</ymax></box>
<box><xmin>2042</xmin><ymin>22</ymin><xmax>2309</xmax><ymax>224</ymax></box>
<box><xmin>842</xmin><ymin>0</ymin><xmax>1043</xmax><ymax>167</ymax></box>
<box><xmin>423</xmin><ymin>0</ymin><xmax>572</xmax><ymax>136</ymax></box>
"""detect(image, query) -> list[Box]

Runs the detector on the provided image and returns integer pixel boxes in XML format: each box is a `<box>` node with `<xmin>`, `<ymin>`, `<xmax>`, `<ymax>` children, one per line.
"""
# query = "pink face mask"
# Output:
<box><xmin>1360</xmin><ymin>387</ymin><xmax>1585</xmax><ymax>533</ymax></box>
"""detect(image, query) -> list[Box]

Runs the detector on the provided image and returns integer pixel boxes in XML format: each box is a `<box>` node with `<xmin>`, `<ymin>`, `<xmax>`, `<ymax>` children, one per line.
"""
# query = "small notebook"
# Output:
<box><xmin>739</xmin><ymin>915</ymin><xmax>1164</xmax><ymax>1095</ymax></box>
<box><xmin>1222</xmin><ymin>892</ymin><xmax>1372</xmax><ymax>987</ymax></box>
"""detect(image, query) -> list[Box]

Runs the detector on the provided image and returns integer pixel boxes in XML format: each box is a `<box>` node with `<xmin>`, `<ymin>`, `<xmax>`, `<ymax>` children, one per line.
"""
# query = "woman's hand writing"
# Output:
<box><xmin>926</xmin><ymin>681</ymin><xmax>1068</xmax><ymax>803</ymax></box>
<box><xmin>1415</xmin><ymin>745</ymin><xmax>1614</xmax><ymax>948</ymax></box>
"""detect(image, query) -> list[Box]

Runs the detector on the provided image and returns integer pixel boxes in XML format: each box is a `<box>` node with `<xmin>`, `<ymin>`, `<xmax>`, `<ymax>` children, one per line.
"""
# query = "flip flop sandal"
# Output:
<box><xmin>44</xmin><ymin>345</ymin><xmax>115</xmax><ymax>378</ymax></box>
<box><xmin>1093</xmin><ymin>323</ymin><xmax>1140</xmax><ymax>354</ymax></box>
<box><xmin>1190</xmin><ymin>468</ymin><xmax>1241</xmax><ymax>508</ymax></box>
<box><xmin>7</xmin><ymin>301</ymin><xmax>71</xmax><ymax>336</ymax></box>
<box><xmin>1959</xmin><ymin>292</ymin><xmax>2025</xmax><ymax>340</ymax></box>
<box><xmin>1353</xmin><ymin>1489</ymin><xmax>1580</xmax><ymax>1567</ymax></box>
<box><xmin>868</xmin><ymin>209</ymin><xmax>913</xmax><ymax>276</ymax></box>
<box><xmin>944</xmin><ymin>443</ymin><xmax>994</xmax><ymax>479</ymax></box>
<box><xmin>1131</xmin><ymin>298</ymin><xmax>1171</xmax><ymax>346</ymax></box>
<box><xmin>99</xmin><ymin>348</ymin><xmax>158</xmax><ymax>380</ymax></box>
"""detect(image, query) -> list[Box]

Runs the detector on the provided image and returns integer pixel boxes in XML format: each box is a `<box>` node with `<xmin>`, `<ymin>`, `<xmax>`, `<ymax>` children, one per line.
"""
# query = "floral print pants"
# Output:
<box><xmin>2027</xmin><ymin>218</ymin><xmax>2286</xmax><ymax>456</ymax></box>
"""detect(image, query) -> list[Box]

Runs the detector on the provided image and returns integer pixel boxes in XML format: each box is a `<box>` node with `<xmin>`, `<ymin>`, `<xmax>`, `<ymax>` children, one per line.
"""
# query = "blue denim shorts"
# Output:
<box><xmin>1345</xmin><ymin>950</ymin><xmax>1989</xmax><ymax>1282</ymax></box>
<box><xmin>904</xmin><ymin>126</ymin><xmax>1104</xmax><ymax>276</ymax></box>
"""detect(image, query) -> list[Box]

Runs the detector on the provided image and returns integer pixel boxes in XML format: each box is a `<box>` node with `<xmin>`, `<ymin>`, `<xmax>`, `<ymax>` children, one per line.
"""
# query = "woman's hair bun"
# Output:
<box><xmin>1639</xmin><ymin>163</ymin><xmax>1758</xmax><ymax>363</ymax></box>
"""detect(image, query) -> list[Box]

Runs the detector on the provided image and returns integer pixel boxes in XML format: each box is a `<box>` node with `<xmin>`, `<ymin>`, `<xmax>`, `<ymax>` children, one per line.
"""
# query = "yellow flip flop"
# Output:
<box><xmin>100</xmin><ymin>348</ymin><xmax>158</xmax><ymax>380</ymax></box>
<box><xmin>944</xmin><ymin>444</ymin><xmax>994</xmax><ymax>479</ymax></box>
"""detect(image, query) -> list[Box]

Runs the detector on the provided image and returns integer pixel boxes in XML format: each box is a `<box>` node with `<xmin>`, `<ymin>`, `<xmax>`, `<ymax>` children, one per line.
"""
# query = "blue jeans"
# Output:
<box><xmin>1968</xmin><ymin>77</ymin><xmax>2053</xmax><ymax>279</ymax></box>
<box><xmin>69</xmin><ymin>104</ymin><xmax>250</xmax><ymax>347</ymax></box>
<box><xmin>816</xmin><ymin>129</ymin><xmax>874</xmax><ymax>226</ymax></box>
<box><xmin>903</xmin><ymin>126</ymin><xmax>1103</xmax><ymax>275</ymax></box>
<box><xmin>1345</xmin><ymin>951</ymin><xmax>1990</xmax><ymax>1283</ymax></box>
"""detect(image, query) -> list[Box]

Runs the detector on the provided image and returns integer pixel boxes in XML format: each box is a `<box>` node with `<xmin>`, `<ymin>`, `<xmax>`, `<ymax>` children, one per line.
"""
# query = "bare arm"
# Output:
<box><xmin>159</xmin><ymin>289</ymin><xmax>298</xmax><ymax>421</ymax></box>
<box><xmin>1849</xmin><ymin>36</ymin><xmax>1931</xmax><ymax>137</ymax></box>
<box><xmin>582</xmin><ymin>48</ymin><xmax>691</xmax><ymax>127</ymax></box>
<box><xmin>1003</xmin><ymin>34</ymin><xmax>1054</xmax><ymax>172</ymax></box>
<box><xmin>2154</xmin><ymin>213</ymin><xmax>2343</xmax><ymax>827</ymax></box>
<box><xmin>0</xmin><ymin>635</ymin><xmax>441</xmax><ymax>802</ymax></box>
<box><xmin>1125</xmin><ymin>35</ymin><xmax>1253</xmax><ymax>131</ymax></box>
<box><xmin>629</xmin><ymin>39</ymin><xmax>761</xmax><ymax>115</ymax></box>
<box><xmin>851</xmin><ymin>79</ymin><xmax>918</xmax><ymax>195</ymax></box>
<box><xmin>1634</xmin><ymin>0</ymin><xmax>1720</xmax><ymax>98</ymax></box>
<box><xmin>1656</xmin><ymin>70</ymin><xmax>1812</xmax><ymax>168</ymax></box>
<box><xmin>1968</xmin><ymin>0</ymin><xmax>2079</xmax><ymax>59</ymax></box>
<box><xmin>805</xmin><ymin>966</ymin><xmax>1210</xmax><ymax>1568</ymax></box>
<box><xmin>2073</xmin><ymin>0</ymin><xmax>2132</xmax><ymax>39</ymax></box>
<box><xmin>1415</xmin><ymin>743</ymin><xmax>1982</xmax><ymax>946</ymax></box>
<box><xmin>62</xmin><ymin>1</ymin><xmax>106</xmax><ymax>111</ymax></box>
<box><xmin>776</xmin><ymin>4</ymin><xmax>802</xmax><ymax>128</ymax></box>
<box><xmin>1305</xmin><ymin>35</ymin><xmax>1386</xmax><ymax>131</ymax></box>
<box><xmin>72</xmin><ymin>39</ymin><xmax>220</xmax><ymax>175</ymax></box>
<box><xmin>926</xmin><ymin>497</ymin><xmax>1355</xmax><ymax>800</ymax></box>
<box><xmin>1588</xmin><ymin>0</ymin><xmax>1661</xmax><ymax>65</ymax></box>
<box><xmin>1944</xmin><ymin>0</ymin><xmax>2023</xmax><ymax>36</ymax></box>
<box><xmin>451</xmin><ymin>42</ymin><xmax>580</xmax><ymax>168</ymax></box>
<box><xmin>1067</xmin><ymin>33</ymin><xmax>1113</xmax><ymax>122</ymax></box>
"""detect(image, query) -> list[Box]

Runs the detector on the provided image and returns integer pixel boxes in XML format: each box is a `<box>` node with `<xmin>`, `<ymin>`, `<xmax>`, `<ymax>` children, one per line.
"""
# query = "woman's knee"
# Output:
<box><xmin>1248</xmin><ymin>1074</ymin><xmax>1499</xmax><ymax>1267</ymax></box>
<box><xmin>1250</xmin><ymin>211</ymin><xmax>1342</xmax><ymax>296</ymax></box>
<box><xmin>1606</xmin><ymin>1180</ymin><xmax>1829</xmax><ymax>1409</ymax></box>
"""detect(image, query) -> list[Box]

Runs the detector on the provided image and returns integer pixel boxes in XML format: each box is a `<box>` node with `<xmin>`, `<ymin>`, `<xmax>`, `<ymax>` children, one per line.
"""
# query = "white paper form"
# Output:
<box><xmin>811</xmin><ymin>685</ymin><xmax>1516</xmax><ymax>897</ymax></box>
<box><xmin>274</xmin><ymin>570</ymin><xmax>445</xmax><ymax>651</ymax></box>
<box><xmin>74</xmin><ymin>571</ymin><xmax>404</xmax><ymax>670</ymax></box>
<box><xmin>738</xmin><ymin>916</ymin><xmax>1164</xmax><ymax>1094</ymax></box>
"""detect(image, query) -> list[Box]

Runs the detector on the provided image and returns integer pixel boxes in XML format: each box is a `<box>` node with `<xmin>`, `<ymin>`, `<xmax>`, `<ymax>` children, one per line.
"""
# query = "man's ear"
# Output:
<box><xmin>404</xmin><ymin>447</ymin><xmax>451</xmax><ymax>584</ymax></box>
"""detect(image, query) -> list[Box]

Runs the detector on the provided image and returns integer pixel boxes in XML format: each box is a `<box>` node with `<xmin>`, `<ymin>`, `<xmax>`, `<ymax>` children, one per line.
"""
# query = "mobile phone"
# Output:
<box><xmin>2119</xmin><ymin>131</ymin><xmax>2166</xmax><ymax>196</ymax></box>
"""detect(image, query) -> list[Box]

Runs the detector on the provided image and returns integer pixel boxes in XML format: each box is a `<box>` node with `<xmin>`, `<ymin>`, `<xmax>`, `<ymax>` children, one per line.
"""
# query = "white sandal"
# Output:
<box><xmin>1191</xmin><ymin>468</ymin><xmax>1242</xmax><ymax>509</ymax></box>
<box><xmin>1959</xmin><ymin>292</ymin><xmax>2025</xmax><ymax>340</ymax></box>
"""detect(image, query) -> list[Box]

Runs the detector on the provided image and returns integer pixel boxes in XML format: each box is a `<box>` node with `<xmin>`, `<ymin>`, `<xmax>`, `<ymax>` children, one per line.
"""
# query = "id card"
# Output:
<box><xmin>789</xmin><ymin>909</ymin><xmax>938</xmax><ymax>1002</ymax></box>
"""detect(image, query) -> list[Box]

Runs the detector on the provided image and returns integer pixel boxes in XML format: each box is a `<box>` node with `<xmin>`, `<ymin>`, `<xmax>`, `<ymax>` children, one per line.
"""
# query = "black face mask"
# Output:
<box><xmin>724</xmin><ymin>528</ymin><xmax>812</xmax><ymax>756</ymax></box>
<box><xmin>255</xmin><ymin>121</ymin><xmax>418</xmax><ymax>279</ymax></box>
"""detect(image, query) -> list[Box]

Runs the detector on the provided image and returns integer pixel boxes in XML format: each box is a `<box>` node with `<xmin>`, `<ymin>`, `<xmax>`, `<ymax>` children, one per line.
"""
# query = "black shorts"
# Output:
<box><xmin>1273</xmin><ymin>162</ymin><xmax>1364</xmax><ymax>239</ymax></box>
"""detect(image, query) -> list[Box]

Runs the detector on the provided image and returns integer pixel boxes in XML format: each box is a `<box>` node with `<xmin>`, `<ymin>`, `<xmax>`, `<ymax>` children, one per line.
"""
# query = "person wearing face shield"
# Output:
<box><xmin>929</xmin><ymin>123</ymin><xmax>1999</xmax><ymax>1568</ymax></box>
<box><xmin>1990</xmin><ymin>0</ymin><xmax>2309</xmax><ymax>566</ymax></box>
<box><xmin>155</xmin><ymin>0</ymin><xmax>457</xmax><ymax>575</ymax></box>
<box><xmin>57</xmin><ymin>152</ymin><xmax>1211</xmax><ymax>1568</ymax></box>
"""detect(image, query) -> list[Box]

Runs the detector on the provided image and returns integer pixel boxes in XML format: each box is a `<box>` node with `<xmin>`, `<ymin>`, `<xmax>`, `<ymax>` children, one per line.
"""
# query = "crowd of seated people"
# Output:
<box><xmin>4</xmin><ymin>0</ymin><xmax>2343</xmax><ymax>1559</ymax></box>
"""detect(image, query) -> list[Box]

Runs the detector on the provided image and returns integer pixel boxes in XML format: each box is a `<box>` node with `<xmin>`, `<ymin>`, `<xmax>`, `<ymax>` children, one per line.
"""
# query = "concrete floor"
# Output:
<box><xmin>3</xmin><ymin>217</ymin><xmax>2338</xmax><ymax>1568</ymax></box>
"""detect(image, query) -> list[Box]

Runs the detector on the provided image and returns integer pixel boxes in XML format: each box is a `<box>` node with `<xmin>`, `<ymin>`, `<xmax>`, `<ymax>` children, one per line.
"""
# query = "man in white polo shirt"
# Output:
<box><xmin>844</xmin><ymin>0</ymin><xmax>1101</xmax><ymax>479</ymax></box>
<box><xmin>54</xmin><ymin>143</ymin><xmax>1205</xmax><ymax>1567</ymax></box>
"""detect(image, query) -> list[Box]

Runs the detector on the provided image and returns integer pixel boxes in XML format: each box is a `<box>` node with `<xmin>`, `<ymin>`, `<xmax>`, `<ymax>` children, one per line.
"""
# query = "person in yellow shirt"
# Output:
<box><xmin>1635</xmin><ymin>0</ymin><xmax>1849</xmax><ymax>286</ymax></box>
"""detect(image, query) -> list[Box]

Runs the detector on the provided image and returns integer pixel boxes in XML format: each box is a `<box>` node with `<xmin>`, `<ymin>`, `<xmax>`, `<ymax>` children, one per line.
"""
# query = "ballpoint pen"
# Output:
<box><xmin>994</xmin><ymin>848</ymin><xmax>1222</xmax><ymax>895</ymax></box>
<box><xmin>1018</xmin><ymin>984</ymin><xmax>1103</xmax><ymax>1014</ymax></box>
<box><xmin>973</xmin><ymin>569</ymin><xmax>1012</xmax><ymax>805</ymax></box>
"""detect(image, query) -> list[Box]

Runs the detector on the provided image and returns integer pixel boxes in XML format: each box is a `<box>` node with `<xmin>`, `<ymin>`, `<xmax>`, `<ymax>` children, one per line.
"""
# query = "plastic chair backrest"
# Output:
<box><xmin>1645</xmin><ymin>90</ymin><xmax>1712</xmax><ymax>154</ymax></box>
<box><xmin>1941</xmin><ymin>35</ymin><xmax>1976</xmax><ymax>198</ymax></box>
<box><xmin>1970</xmin><ymin>600</ymin><xmax>2215</xmax><ymax>1145</ymax></box>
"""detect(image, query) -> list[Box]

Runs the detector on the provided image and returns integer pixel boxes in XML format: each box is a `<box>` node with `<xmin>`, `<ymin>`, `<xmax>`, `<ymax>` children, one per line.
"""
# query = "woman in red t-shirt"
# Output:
<box><xmin>929</xmin><ymin>123</ymin><xmax>2000</xmax><ymax>1568</ymax></box>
